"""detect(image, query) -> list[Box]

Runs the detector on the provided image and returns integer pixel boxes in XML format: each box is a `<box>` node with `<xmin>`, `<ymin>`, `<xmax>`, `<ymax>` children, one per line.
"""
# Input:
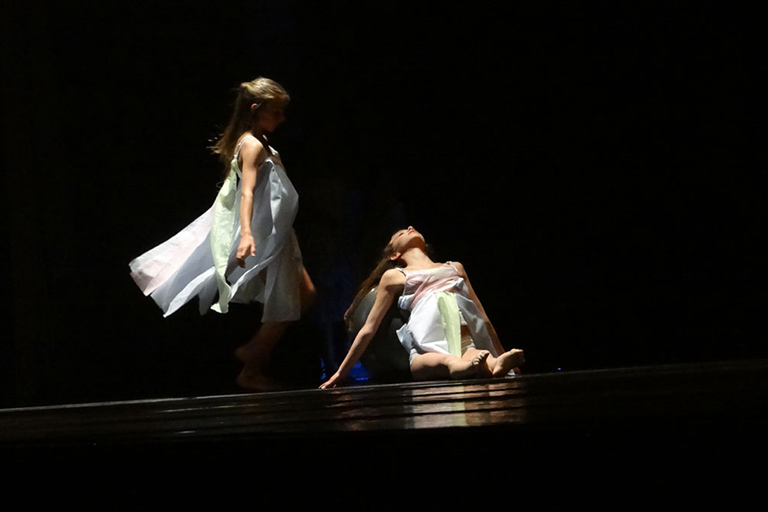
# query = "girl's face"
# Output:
<box><xmin>389</xmin><ymin>226</ymin><xmax>425</xmax><ymax>258</ymax></box>
<box><xmin>254</xmin><ymin>100</ymin><xmax>286</xmax><ymax>133</ymax></box>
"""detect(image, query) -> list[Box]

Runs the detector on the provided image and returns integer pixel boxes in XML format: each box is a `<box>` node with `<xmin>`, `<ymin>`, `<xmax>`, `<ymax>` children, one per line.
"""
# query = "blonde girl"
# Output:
<box><xmin>130</xmin><ymin>78</ymin><xmax>315</xmax><ymax>391</ymax></box>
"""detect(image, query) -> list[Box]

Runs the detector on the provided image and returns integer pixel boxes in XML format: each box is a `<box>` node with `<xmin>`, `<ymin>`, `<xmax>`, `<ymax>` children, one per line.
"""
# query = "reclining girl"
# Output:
<box><xmin>319</xmin><ymin>226</ymin><xmax>524</xmax><ymax>388</ymax></box>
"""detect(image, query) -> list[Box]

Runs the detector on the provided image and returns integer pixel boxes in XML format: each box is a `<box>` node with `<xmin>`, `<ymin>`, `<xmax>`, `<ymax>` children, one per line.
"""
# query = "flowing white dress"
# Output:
<box><xmin>129</xmin><ymin>136</ymin><xmax>303</xmax><ymax>322</ymax></box>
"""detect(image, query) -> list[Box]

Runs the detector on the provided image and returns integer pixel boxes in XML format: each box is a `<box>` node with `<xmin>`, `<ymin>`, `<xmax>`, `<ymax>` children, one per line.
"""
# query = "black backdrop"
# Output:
<box><xmin>1</xmin><ymin>1</ymin><xmax>762</xmax><ymax>406</ymax></box>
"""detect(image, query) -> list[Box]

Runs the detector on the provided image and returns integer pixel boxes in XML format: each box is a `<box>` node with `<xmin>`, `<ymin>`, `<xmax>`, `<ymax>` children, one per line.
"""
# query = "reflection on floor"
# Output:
<box><xmin>2</xmin><ymin>359</ymin><xmax>767</xmax><ymax>501</ymax></box>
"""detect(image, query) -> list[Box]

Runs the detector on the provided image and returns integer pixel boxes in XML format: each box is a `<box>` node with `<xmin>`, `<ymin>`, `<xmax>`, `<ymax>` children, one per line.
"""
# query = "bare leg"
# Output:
<box><xmin>410</xmin><ymin>351</ymin><xmax>490</xmax><ymax>381</ymax></box>
<box><xmin>236</xmin><ymin>321</ymin><xmax>287</xmax><ymax>391</ymax></box>
<box><xmin>235</xmin><ymin>266</ymin><xmax>316</xmax><ymax>363</ymax></box>
<box><xmin>298</xmin><ymin>266</ymin><xmax>317</xmax><ymax>313</ymax></box>
<box><xmin>235</xmin><ymin>266</ymin><xmax>316</xmax><ymax>391</ymax></box>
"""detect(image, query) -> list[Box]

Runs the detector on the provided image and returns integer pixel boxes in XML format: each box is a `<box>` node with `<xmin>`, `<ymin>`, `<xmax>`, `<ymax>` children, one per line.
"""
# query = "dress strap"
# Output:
<box><xmin>234</xmin><ymin>134</ymin><xmax>276</xmax><ymax>161</ymax></box>
<box><xmin>234</xmin><ymin>136</ymin><xmax>250</xmax><ymax>159</ymax></box>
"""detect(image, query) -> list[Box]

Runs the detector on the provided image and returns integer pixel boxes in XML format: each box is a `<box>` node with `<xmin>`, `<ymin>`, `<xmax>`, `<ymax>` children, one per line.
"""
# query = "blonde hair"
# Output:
<box><xmin>211</xmin><ymin>77</ymin><xmax>290</xmax><ymax>168</ymax></box>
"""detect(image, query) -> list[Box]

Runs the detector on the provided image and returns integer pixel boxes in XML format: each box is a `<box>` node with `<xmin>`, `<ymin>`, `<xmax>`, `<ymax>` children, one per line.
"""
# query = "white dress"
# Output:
<box><xmin>395</xmin><ymin>264</ymin><xmax>501</xmax><ymax>364</ymax></box>
<box><xmin>129</xmin><ymin>136</ymin><xmax>304</xmax><ymax>322</ymax></box>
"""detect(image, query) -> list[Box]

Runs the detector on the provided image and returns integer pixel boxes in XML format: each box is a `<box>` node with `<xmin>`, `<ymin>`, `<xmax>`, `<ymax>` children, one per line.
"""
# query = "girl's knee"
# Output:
<box><xmin>301</xmin><ymin>285</ymin><xmax>317</xmax><ymax>311</ymax></box>
<box><xmin>299</xmin><ymin>268</ymin><xmax>317</xmax><ymax>310</ymax></box>
<box><xmin>410</xmin><ymin>353</ymin><xmax>452</xmax><ymax>381</ymax></box>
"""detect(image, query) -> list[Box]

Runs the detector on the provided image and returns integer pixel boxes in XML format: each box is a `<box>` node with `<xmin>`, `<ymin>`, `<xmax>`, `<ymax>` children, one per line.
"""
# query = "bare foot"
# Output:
<box><xmin>449</xmin><ymin>350</ymin><xmax>490</xmax><ymax>380</ymax></box>
<box><xmin>234</xmin><ymin>341</ymin><xmax>256</xmax><ymax>363</ymax></box>
<box><xmin>492</xmin><ymin>349</ymin><xmax>525</xmax><ymax>377</ymax></box>
<box><xmin>236</xmin><ymin>366</ymin><xmax>280</xmax><ymax>392</ymax></box>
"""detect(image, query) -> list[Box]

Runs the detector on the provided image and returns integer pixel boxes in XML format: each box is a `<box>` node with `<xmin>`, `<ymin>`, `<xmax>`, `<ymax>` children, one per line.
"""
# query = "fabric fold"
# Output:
<box><xmin>436</xmin><ymin>292</ymin><xmax>462</xmax><ymax>357</ymax></box>
<box><xmin>395</xmin><ymin>264</ymin><xmax>500</xmax><ymax>364</ymax></box>
<box><xmin>128</xmin><ymin>145</ymin><xmax>303</xmax><ymax>323</ymax></box>
<box><xmin>210</xmin><ymin>159</ymin><xmax>241</xmax><ymax>314</ymax></box>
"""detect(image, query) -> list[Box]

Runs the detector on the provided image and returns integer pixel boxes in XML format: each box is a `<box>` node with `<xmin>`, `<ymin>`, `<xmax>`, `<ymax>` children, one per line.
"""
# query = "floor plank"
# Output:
<box><xmin>2</xmin><ymin>359</ymin><xmax>766</xmax><ymax>502</ymax></box>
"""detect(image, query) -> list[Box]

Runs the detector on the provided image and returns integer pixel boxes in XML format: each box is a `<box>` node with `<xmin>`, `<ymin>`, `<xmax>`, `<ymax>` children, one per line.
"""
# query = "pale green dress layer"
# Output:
<box><xmin>129</xmin><ymin>137</ymin><xmax>303</xmax><ymax>322</ymax></box>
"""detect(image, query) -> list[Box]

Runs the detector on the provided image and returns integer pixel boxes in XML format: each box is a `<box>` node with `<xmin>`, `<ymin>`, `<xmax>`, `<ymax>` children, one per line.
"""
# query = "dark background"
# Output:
<box><xmin>1</xmin><ymin>1</ymin><xmax>762</xmax><ymax>407</ymax></box>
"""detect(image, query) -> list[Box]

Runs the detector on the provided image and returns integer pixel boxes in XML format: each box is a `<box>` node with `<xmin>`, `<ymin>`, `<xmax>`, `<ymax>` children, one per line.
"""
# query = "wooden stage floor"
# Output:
<box><xmin>2</xmin><ymin>358</ymin><xmax>767</xmax><ymax>501</ymax></box>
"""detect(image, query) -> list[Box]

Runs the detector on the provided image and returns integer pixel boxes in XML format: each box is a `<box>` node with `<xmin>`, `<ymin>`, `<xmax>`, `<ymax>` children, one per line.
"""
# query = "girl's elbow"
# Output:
<box><xmin>358</xmin><ymin>326</ymin><xmax>374</xmax><ymax>339</ymax></box>
<box><xmin>358</xmin><ymin>324</ymin><xmax>378</xmax><ymax>341</ymax></box>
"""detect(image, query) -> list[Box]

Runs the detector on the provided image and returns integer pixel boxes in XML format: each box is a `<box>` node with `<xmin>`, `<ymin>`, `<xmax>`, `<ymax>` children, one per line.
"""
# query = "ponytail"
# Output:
<box><xmin>210</xmin><ymin>77</ymin><xmax>290</xmax><ymax>176</ymax></box>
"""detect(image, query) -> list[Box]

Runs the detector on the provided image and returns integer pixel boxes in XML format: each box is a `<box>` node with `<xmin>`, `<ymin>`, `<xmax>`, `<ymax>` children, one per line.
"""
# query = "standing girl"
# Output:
<box><xmin>320</xmin><ymin>226</ymin><xmax>523</xmax><ymax>388</ymax></box>
<box><xmin>130</xmin><ymin>77</ymin><xmax>315</xmax><ymax>391</ymax></box>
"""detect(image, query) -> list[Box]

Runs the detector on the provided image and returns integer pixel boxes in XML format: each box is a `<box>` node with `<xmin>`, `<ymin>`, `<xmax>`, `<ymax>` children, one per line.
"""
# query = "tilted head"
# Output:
<box><xmin>239</xmin><ymin>77</ymin><xmax>290</xmax><ymax>133</ymax></box>
<box><xmin>387</xmin><ymin>226</ymin><xmax>426</xmax><ymax>264</ymax></box>
<box><xmin>211</xmin><ymin>77</ymin><xmax>290</xmax><ymax>166</ymax></box>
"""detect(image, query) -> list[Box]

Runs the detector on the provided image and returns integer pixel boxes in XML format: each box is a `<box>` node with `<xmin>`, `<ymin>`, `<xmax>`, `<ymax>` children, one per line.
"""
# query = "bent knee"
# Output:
<box><xmin>410</xmin><ymin>353</ymin><xmax>452</xmax><ymax>380</ymax></box>
<box><xmin>300</xmin><ymin>284</ymin><xmax>317</xmax><ymax>310</ymax></box>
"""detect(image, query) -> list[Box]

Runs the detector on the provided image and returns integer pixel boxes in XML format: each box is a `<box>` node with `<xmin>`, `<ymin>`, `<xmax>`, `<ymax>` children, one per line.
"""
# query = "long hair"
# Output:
<box><xmin>210</xmin><ymin>77</ymin><xmax>290</xmax><ymax>173</ymax></box>
<box><xmin>344</xmin><ymin>231</ymin><xmax>436</xmax><ymax>331</ymax></box>
<box><xmin>344</xmin><ymin>241</ymin><xmax>403</xmax><ymax>331</ymax></box>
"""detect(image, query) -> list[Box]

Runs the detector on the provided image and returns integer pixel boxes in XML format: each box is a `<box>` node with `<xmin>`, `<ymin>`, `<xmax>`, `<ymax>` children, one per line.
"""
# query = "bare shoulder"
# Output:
<box><xmin>380</xmin><ymin>268</ymin><xmax>406</xmax><ymax>291</ymax></box>
<box><xmin>450</xmin><ymin>260</ymin><xmax>467</xmax><ymax>276</ymax></box>
<box><xmin>238</xmin><ymin>136</ymin><xmax>267</xmax><ymax>165</ymax></box>
<box><xmin>240</xmin><ymin>134</ymin><xmax>265</xmax><ymax>152</ymax></box>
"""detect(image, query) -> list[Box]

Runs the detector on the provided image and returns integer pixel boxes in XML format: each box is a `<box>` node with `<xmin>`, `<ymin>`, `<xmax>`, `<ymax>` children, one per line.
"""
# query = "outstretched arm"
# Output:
<box><xmin>320</xmin><ymin>269</ymin><xmax>404</xmax><ymax>389</ymax></box>
<box><xmin>453</xmin><ymin>261</ymin><xmax>505</xmax><ymax>355</ymax></box>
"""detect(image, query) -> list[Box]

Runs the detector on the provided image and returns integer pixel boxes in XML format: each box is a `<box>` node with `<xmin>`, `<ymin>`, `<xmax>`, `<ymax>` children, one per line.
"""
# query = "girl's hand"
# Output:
<box><xmin>319</xmin><ymin>372</ymin><xmax>344</xmax><ymax>389</ymax></box>
<box><xmin>236</xmin><ymin>233</ymin><xmax>256</xmax><ymax>267</ymax></box>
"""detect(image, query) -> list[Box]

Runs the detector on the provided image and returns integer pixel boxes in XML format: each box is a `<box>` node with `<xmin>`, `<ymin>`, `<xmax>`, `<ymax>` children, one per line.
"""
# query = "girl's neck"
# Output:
<box><xmin>401</xmin><ymin>248</ymin><xmax>435</xmax><ymax>269</ymax></box>
<box><xmin>248</xmin><ymin>126</ymin><xmax>266</xmax><ymax>139</ymax></box>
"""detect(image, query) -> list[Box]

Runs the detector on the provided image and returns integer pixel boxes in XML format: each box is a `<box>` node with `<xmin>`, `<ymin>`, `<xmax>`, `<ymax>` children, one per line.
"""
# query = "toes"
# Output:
<box><xmin>472</xmin><ymin>350</ymin><xmax>490</xmax><ymax>365</ymax></box>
